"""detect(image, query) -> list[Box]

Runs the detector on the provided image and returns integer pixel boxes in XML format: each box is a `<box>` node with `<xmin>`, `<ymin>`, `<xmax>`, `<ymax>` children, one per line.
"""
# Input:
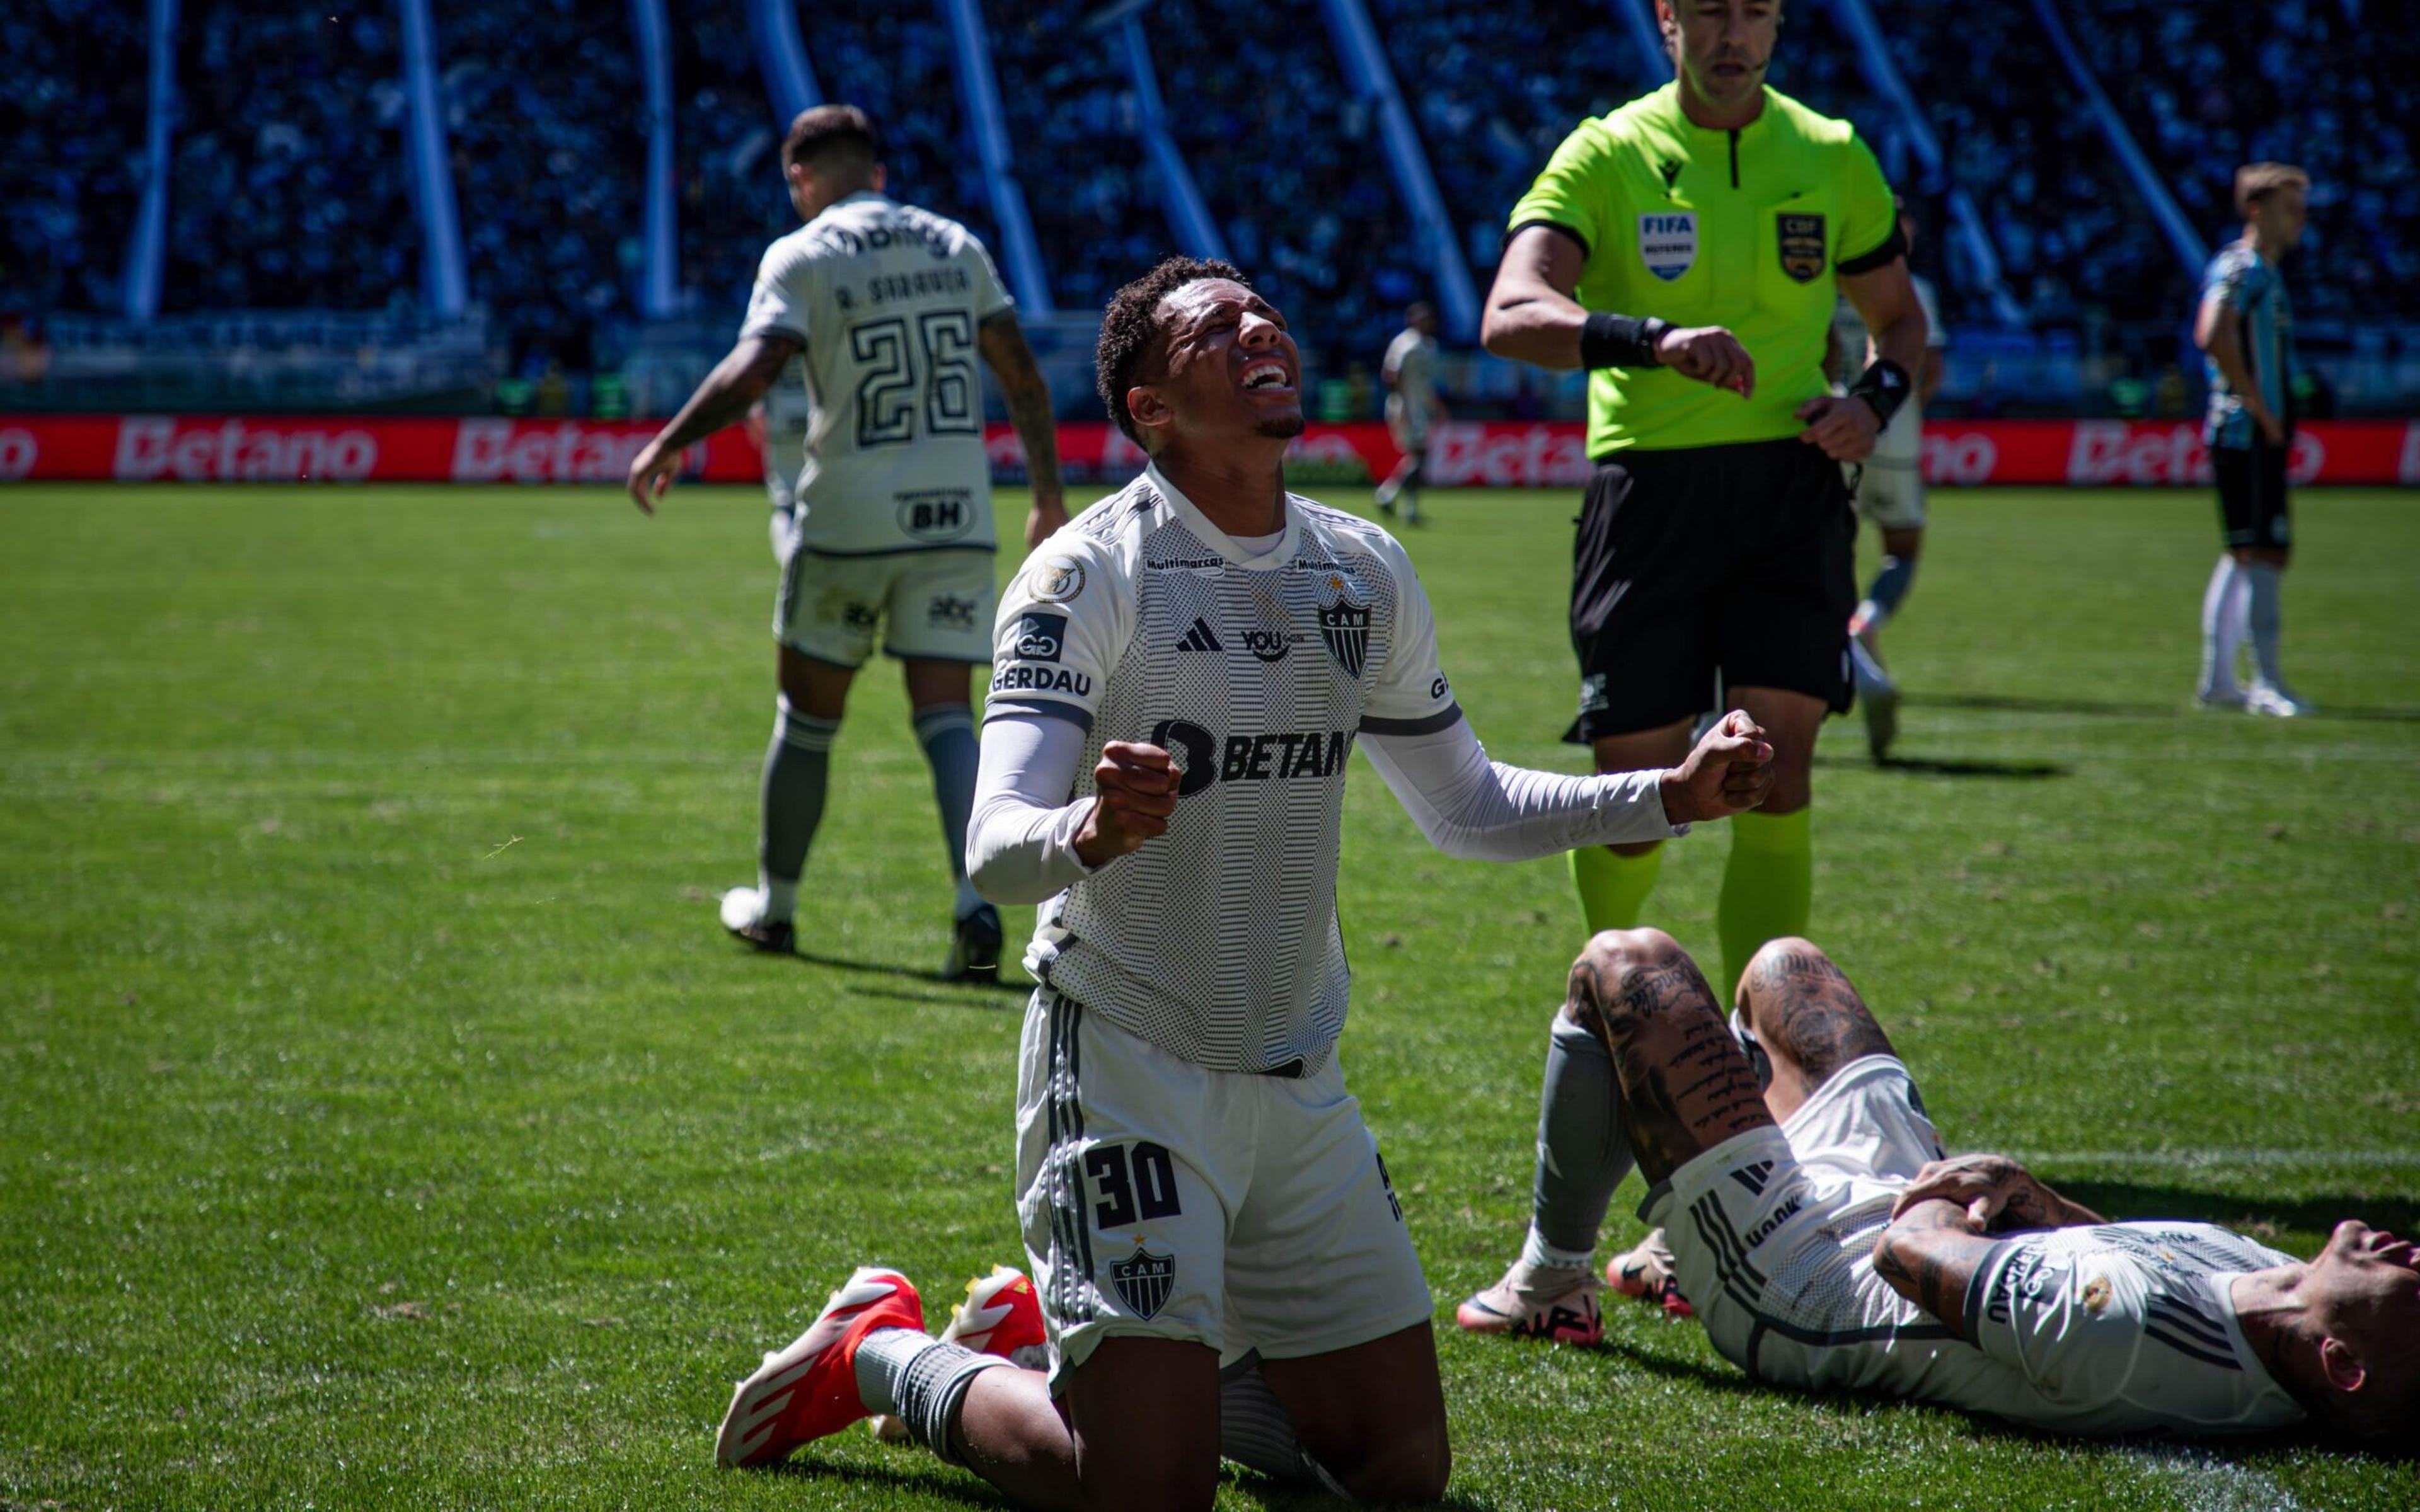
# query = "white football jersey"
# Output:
<box><xmin>1383</xmin><ymin>328</ymin><xmax>1439</xmax><ymax>410</ymax></box>
<box><xmin>984</xmin><ymin>466</ymin><xmax>1458</xmax><ymax>1075</ymax></box>
<box><xmin>740</xmin><ymin>192</ymin><xmax>1013</xmax><ymax>556</ymax></box>
<box><xmin>1830</xmin><ymin>273</ymin><xmax>1944</xmax><ymax>377</ymax></box>
<box><xmin>1964</xmin><ymin>1221</ymin><xmax>2305</xmax><ymax>1435</ymax></box>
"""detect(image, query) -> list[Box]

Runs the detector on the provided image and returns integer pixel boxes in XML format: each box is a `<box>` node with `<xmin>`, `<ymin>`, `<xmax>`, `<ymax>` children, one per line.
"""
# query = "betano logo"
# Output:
<box><xmin>1147</xmin><ymin>719</ymin><xmax>1354</xmax><ymax>797</ymax></box>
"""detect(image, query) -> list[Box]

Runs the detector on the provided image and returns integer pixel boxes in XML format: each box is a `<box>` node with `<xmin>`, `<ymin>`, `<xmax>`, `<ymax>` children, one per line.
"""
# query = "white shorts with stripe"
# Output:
<box><xmin>1013</xmin><ymin>988</ymin><xmax>1432</xmax><ymax>1392</ymax></box>
<box><xmin>1641</xmin><ymin>1055</ymin><xmax>2022</xmax><ymax>1403</ymax></box>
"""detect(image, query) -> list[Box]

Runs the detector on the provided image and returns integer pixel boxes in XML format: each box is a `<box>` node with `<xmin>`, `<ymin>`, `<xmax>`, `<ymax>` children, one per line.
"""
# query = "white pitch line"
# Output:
<box><xmin>2126</xmin><ymin>1446</ymin><xmax>2305</xmax><ymax>1512</ymax></box>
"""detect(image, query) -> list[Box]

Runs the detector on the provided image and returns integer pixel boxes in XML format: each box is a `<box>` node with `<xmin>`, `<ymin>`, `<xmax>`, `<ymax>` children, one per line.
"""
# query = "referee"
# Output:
<box><xmin>1482</xmin><ymin>0</ymin><xmax>1928</xmax><ymax>994</ymax></box>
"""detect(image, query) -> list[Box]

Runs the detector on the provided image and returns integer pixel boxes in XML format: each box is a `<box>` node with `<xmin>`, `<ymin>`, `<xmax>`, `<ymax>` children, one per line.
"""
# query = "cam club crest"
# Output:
<box><xmin>1108</xmin><ymin>1241</ymin><xmax>1177</xmax><ymax>1320</ymax></box>
<box><xmin>1315</xmin><ymin>575</ymin><xmax>1370</xmax><ymax>679</ymax></box>
<box><xmin>1777</xmin><ymin>212</ymin><xmax>1826</xmax><ymax>284</ymax></box>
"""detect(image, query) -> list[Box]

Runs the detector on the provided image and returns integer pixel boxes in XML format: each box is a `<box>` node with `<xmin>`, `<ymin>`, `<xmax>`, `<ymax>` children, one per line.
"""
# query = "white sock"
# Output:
<box><xmin>1519</xmin><ymin>1225</ymin><xmax>1596</xmax><ymax>1274</ymax></box>
<box><xmin>2245</xmin><ymin>563</ymin><xmax>2285</xmax><ymax>690</ymax></box>
<box><xmin>2198</xmin><ymin>556</ymin><xmax>2246</xmax><ymax>696</ymax></box>
<box><xmin>759</xmin><ymin>871</ymin><xmax>800</xmax><ymax>924</ymax></box>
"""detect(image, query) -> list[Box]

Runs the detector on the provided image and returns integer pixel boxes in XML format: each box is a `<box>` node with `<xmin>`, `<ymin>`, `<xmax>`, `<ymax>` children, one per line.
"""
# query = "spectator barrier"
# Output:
<box><xmin>2</xmin><ymin>415</ymin><xmax>2414</xmax><ymax>488</ymax></box>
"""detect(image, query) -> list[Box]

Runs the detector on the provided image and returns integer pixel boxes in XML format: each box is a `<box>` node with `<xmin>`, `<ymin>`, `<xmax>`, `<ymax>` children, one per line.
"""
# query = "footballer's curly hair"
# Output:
<box><xmin>1095</xmin><ymin>256</ymin><xmax>1248</xmax><ymax>449</ymax></box>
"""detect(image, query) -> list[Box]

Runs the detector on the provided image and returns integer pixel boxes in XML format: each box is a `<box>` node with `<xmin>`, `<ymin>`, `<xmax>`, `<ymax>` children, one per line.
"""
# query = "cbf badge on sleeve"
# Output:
<box><xmin>1638</xmin><ymin>212</ymin><xmax>1697</xmax><ymax>281</ymax></box>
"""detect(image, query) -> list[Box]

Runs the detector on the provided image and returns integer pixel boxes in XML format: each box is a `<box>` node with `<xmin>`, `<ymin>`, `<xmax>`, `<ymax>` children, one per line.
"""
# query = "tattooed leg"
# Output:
<box><xmin>1564</xmin><ymin>929</ymin><xmax>1775</xmax><ymax>1188</ymax></box>
<box><xmin>1734</xmin><ymin>937</ymin><xmax>1898</xmax><ymax>1123</ymax></box>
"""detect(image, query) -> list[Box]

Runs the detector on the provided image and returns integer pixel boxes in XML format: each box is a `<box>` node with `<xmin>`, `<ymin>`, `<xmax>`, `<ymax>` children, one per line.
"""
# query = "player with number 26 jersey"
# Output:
<box><xmin>741</xmin><ymin>192</ymin><xmax>1015</xmax><ymax>557</ymax></box>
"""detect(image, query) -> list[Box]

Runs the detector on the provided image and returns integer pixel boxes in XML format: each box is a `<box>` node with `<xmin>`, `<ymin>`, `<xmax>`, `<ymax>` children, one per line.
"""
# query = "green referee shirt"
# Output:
<box><xmin>1510</xmin><ymin>83</ymin><xmax>1900</xmax><ymax>455</ymax></box>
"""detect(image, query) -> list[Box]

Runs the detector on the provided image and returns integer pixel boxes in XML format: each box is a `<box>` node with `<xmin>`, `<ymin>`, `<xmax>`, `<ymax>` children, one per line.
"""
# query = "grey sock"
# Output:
<box><xmin>1218</xmin><ymin>1355</ymin><xmax>1350</xmax><ymax>1494</ymax></box>
<box><xmin>896</xmin><ymin>1338</ymin><xmax>1007</xmax><ymax>1467</ymax></box>
<box><xmin>761</xmin><ymin>697</ymin><xmax>837</xmax><ymax>903</ymax></box>
<box><xmin>1523</xmin><ymin>1011</ymin><xmax>1633</xmax><ymax>1269</ymax></box>
<box><xmin>2245</xmin><ymin>563</ymin><xmax>2285</xmax><ymax>688</ymax></box>
<box><xmin>853</xmin><ymin>1326</ymin><xmax>935</xmax><ymax>1418</ymax></box>
<box><xmin>912</xmin><ymin>704</ymin><xmax>980</xmax><ymax>910</ymax></box>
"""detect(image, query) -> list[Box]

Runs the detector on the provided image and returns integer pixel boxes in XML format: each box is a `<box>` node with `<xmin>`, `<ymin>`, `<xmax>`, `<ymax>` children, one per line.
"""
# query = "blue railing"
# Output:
<box><xmin>628</xmin><ymin>0</ymin><xmax>679</xmax><ymax>318</ymax></box>
<box><xmin>124</xmin><ymin>0</ymin><xmax>178</xmax><ymax>321</ymax></box>
<box><xmin>2032</xmin><ymin>0</ymin><xmax>2206</xmax><ymax>277</ymax></box>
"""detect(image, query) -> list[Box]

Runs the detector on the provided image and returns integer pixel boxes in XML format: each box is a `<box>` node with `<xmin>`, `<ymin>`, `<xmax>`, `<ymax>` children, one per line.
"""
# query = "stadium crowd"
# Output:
<box><xmin>163</xmin><ymin>3</ymin><xmax>424</xmax><ymax>316</ymax></box>
<box><xmin>1</xmin><ymin>0</ymin><xmax>145</xmax><ymax>317</ymax></box>
<box><xmin>6</xmin><ymin>0</ymin><xmax>2419</xmax><ymax>401</ymax></box>
<box><xmin>2069</xmin><ymin>0</ymin><xmax>2420</xmax><ymax>323</ymax></box>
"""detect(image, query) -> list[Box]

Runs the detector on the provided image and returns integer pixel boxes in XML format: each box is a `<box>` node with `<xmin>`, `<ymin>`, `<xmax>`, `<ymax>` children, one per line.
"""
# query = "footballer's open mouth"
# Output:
<box><xmin>1239</xmin><ymin>358</ymin><xmax>1297</xmax><ymax>397</ymax></box>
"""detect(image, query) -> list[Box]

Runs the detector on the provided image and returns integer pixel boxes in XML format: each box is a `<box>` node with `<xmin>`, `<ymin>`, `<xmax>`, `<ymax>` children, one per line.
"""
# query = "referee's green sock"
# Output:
<box><xmin>1718</xmin><ymin>808</ymin><xmax>1812</xmax><ymax>997</ymax></box>
<box><xmin>1570</xmin><ymin>844</ymin><xmax>1663</xmax><ymax>935</ymax></box>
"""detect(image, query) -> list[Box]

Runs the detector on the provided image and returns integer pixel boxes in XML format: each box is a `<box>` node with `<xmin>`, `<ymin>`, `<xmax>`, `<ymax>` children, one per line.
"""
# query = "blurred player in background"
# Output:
<box><xmin>749</xmin><ymin>353</ymin><xmax>812</xmax><ymax>559</ymax></box>
<box><xmin>1461</xmin><ymin>929</ymin><xmax>2420</xmax><ymax>1445</ymax></box>
<box><xmin>626</xmin><ymin>105</ymin><xmax>1066</xmax><ymax>976</ymax></box>
<box><xmin>1827</xmin><ymin>196</ymin><xmax>1947</xmax><ymax>760</ymax></box>
<box><xmin>1374</xmin><ymin>301</ymin><xmax>1444</xmax><ymax>524</ymax></box>
<box><xmin>2194</xmin><ymin>163</ymin><xmax>2311</xmax><ymax>717</ymax></box>
<box><xmin>1480</xmin><ymin>0</ymin><xmax>1929</xmax><ymax>999</ymax></box>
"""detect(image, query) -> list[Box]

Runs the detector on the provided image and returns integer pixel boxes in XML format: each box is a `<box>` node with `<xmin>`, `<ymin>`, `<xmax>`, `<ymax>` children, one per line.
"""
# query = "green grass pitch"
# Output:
<box><xmin>3</xmin><ymin>482</ymin><xmax>2416</xmax><ymax>1510</ymax></box>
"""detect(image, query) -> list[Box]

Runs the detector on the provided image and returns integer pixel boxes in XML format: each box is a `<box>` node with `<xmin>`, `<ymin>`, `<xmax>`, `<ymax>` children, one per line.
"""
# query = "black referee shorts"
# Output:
<box><xmin>2213</xmin><ymin>437</ymin><xmax>2291</xmax><ymax>551</ymax></box>
<box><xmin>1565</xmin><ymin>437</ymin><xmax>1855</xmax><ymax>744</ymax></box>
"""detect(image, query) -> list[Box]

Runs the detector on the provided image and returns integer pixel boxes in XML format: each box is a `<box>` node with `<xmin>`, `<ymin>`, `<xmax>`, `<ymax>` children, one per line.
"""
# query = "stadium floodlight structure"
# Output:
<box><xmin>2030</xmin><ymin>0</ymin><xmax>2208</xmax><ymax>277</ymax></box>
<box><xmin>400</xmin><ymin>0</ymin><xmax>468</xmax><ymax>319</ymax></box>
<box><xmin>1317</xmin><ymin>0</ymin><xmax>1480</xmax><ymax>341</ymax></box>
<box><xmin>124</xmin><ymin>0</ymin><xmax>178</xmax><ymax>322</ymax></box>
<box><xmin>629</xmin><ymin>0</ymin><xmax>681</xmax><ymax>319</ymax></box>
<box><xmin>942</xmin><ymin>0</ymin><xmax>1055</xmax><ymax>316</ymax></box>
<box><xmin>747</xmin><ymin>0</ymin><xmax>824</xmax><ymax>122</ymax></box>
<box><xmin>1108</xmin><ymin>12</ymin><xmax>1230</xmax><ymax>263</ymax></box>
<box><xmin>1823</xmin><ymin>0</ymin><xmax>2024</xmax><ymax>326</ymax></box>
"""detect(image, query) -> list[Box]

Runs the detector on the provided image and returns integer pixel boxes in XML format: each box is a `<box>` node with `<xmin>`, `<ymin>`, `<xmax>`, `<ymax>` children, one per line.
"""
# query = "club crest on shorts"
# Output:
<box><xmin>1638</xmin><ymin>212</ymin><xmax>1697</xmax><ymax>282</ymax></box>
<box><xmin>1315</xmin><ymin>575</ymin><xmax>1370</xmax><ymax>680</ymax></box>
<box><xmin>1108</xmin><ymin>1242</ymin><xmax>1177</xmax><ymax>1320</ymax></box>
<box><xmin>1777</xmin><ymin>213</ymin><xmax>1826</xmax><ymax>284</ymax></box>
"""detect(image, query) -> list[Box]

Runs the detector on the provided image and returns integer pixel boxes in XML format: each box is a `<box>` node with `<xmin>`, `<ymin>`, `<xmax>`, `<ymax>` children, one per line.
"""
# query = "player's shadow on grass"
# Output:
<box><xmin>785</xmin><ymin>946</ymin><xmax>1029</xmax><ymax>999</ymax></box>
<box><xmin>1908</xmin><ymin>690</ymin><xmax>2420</xmax><ymax>724</ymax></box>
<box><xmin>2053</xmin><ymin>1181</ymin><xmax>2420</xmax><ymax>1247</ymax></box>
<box><xmin>765</xmin><ymin>1449</ymin><xmax>1501</xmax><ymax>1509</ymax></box>
<box><xmin>1812</xmin><ymin>752</ymin><xmax>2070</xmax><ymax>779</ymax></box>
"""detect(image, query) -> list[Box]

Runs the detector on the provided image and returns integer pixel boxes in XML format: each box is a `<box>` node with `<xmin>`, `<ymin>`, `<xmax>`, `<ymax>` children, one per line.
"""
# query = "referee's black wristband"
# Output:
<box><xmin>1848</xmin><ymin>358</ymin><xmax>1913</xmax><ymax>429</ymax></box>
<box><xmin>1581</xmin><ymin>312</ymin><xmax>1668</xmax><ymax>370</ymax></box>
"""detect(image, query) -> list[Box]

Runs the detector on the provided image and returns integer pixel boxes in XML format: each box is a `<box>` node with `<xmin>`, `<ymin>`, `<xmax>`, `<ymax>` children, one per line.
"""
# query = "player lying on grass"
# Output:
<box><xmin>1464</xmin><ymin>929</ymin><xmax>2419</xmax><ymax>1440</ymax></box>
<box><xmin>706</xmin><ymin>258</ymin><xmax>1782</xmax><ymax>1509</ymax></box>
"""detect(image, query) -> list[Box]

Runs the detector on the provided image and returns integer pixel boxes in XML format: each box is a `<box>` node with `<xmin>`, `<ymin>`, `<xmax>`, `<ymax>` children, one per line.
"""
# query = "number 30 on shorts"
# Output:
<box><xmin>1083</xmin><ymin>1140</ymin><xmax>1184</xmax><ymax>1230</ymax></box>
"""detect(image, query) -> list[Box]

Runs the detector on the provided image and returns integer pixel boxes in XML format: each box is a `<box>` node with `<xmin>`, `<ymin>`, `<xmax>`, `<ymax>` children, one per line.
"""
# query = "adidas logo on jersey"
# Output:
<box><xmin>1729</xmin><ymin>1160</ymin><xmax>1776</xmax><ymax>1196</ymax></box>
<box><xmin>1175</xmin><ymin>617</ymin><xmax>1224</xmax><ymax>653</ymax></box>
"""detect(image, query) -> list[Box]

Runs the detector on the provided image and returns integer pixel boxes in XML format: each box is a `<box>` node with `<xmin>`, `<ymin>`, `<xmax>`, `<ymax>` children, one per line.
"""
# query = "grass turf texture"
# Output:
<box><xmin>2</xmin><ymin>482</ymin><xmax>2415</xmax><ymax>1511</ymax></box>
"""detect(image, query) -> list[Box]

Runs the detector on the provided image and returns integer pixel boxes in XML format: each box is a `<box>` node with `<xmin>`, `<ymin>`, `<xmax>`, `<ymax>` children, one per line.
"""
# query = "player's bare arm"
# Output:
<box><xmin>1071</xmin><ymin>740</ymin><xmax>1177</xmax><ymax>866</ymax></box>
<box><xmin>626</xmin><ymin>332</ymin><xmax>802</xmax><ymax>513</ymax></box>
<box><xmin>1480</xmin><ymin>225</ymin><xmax>1753</xmax><ymax>394</ymax></box>
<box><xmin>1891</xmin><ymin>1154</ymin><xmax>2106</xmax><ymax>1232</ymax></box>
<box><xmin>2194</xmin><ymin>292</ymin><xmax>2285</xmax><ymax>445</ymax></box>
<box><xmin>1869</xmin><ymin>1198</ymin><xmax>1995</xmax><ymax>1339</ymax></box>
<box><xmin>1799</xmin><ymin>260</ymin><xmax>1926</xmax><ymax>462</ymax></box>
<box><xmin>977</xmin><ymin>311</ymin><xmax>1067</xmax><ymax>547</ymax></box>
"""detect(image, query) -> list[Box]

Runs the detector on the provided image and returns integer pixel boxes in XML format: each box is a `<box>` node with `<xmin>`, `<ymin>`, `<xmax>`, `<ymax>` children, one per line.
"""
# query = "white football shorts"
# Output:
<box><xmin>1642</xmin><ymin>1055</ymin><xmax>2029</xmax><ymax>1404</ymax></box>
<box><xmin>773</xmin><ymin>546</ymin><xmax>996</xmax><ymax>668</ymax></box>
<box><xmin>1014</xmin><ymin>988</ymin><xmax>1432</xmax><ymax>1392</ymax></box>
<box><xmin>1850</xmin><ymin>402</ymin><xmax>1926</xmax><ymax>530</ymax></box>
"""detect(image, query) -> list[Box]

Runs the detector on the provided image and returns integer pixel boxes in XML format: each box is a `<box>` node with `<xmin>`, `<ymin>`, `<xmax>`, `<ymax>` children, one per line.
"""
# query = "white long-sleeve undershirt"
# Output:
<box><xmin>965</xmin><ymin>711</ymin><xmax>1683</xmax><ymax>905</ymax></box>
